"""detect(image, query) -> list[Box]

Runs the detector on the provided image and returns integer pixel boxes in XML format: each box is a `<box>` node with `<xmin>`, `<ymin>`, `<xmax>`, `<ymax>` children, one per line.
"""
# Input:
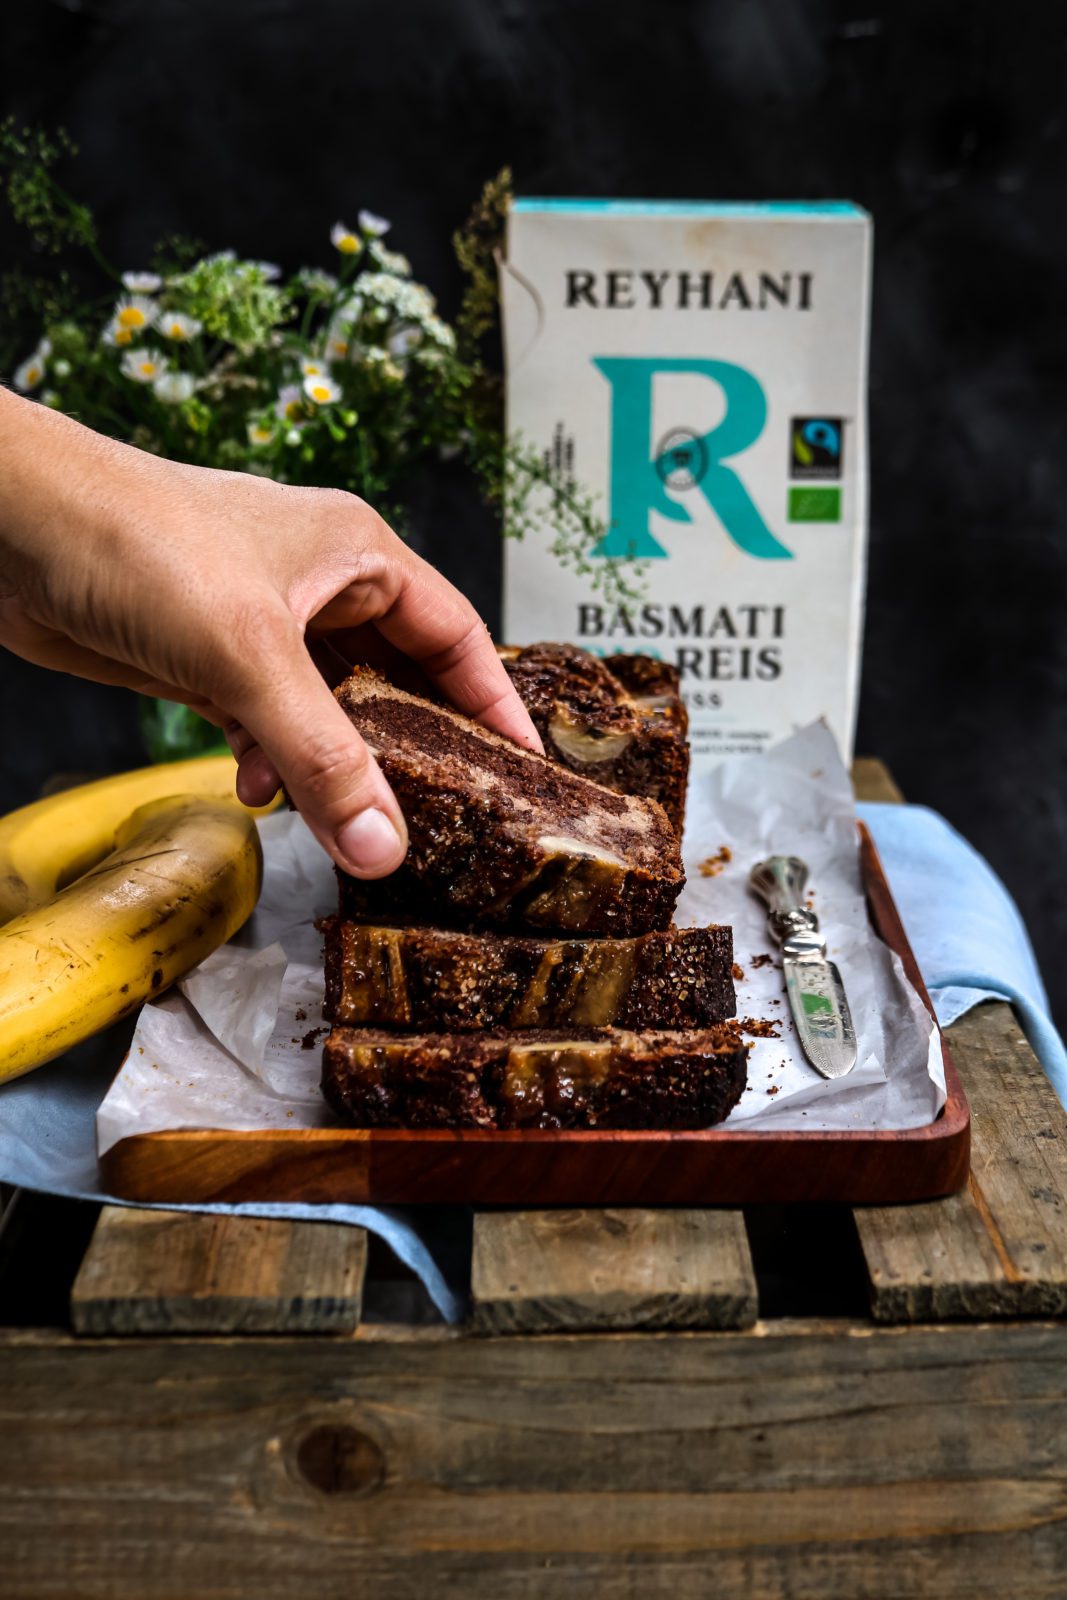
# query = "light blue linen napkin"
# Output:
<box><xmin>858</xmin><ymin>802</ymin><xmax>1066</xmax><ymax>1106</ymax></box>
<box><xmin>0</xmin><ymin>1030</ymin><xmax>472</xmax><ymax>1321</ymax></box>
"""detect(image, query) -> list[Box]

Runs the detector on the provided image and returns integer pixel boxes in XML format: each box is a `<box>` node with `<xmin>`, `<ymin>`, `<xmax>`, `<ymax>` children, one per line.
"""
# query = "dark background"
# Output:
<box><xmin>2</xmin><ymin>0</ymin><xmax>1065</xmax><ymax>1029</ymax></box>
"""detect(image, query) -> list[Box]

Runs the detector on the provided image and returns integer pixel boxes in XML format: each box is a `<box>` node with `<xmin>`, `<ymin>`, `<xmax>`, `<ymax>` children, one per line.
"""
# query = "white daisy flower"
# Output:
<box><xmin>113</xmin><ymin>295</ymin><xmax>158</xmax><ymax>334</ymax></box>
<box><xmin>36</xmin><ymin>337</ymin><xmax>53</xmax><ymax>360</ymax></box>
<box><xmin>158</xmin><ymin>311</ymin><xmax>203</xmax><ymax>342</ymax></box>
<box><xmin>325</xmin><ymin>333</ymin><xmax>350</xmax><ymax>361</ymax></box>
<box><xmin>13</xmin><ymin>351</ymin><xmax>47</xmax><ymax>391</ymax></box>
<box><xmin>302</xmin><ymin>373</ymin><xmax>341</xmax><ymax>405</ymax></box>
<box><xmin>284</xmin><ymin>428</ymin><xmax>303</xmax><ymax>446</ymax></box>
<box><xmin>274</xmin><ymin>384</ymin><xmax>305</xmax><ymax>424</ymax></box>
<box><xmin>53</xmin><ymin>358</ymin><xmax>71</xmax><ymax>378</ymax></box>
<box><xmin>122</xmin><ymin>271</ymin><xmax>162</xmax><ymax>294</ymax></box>
<box><xmin>330</xmin><ymin>221</ymin><xmax>362</xmax><ymax>255</ymax></box>
<box><xmin>253</xmin><ymin>260</ymin><xmax>282</xmax><ymax>281</ymax></box>
<box><xmin>153</xmin><ymin>370</ymin><xmax>196</xmax><ymax>403</ymax></box>
<box><xmin>247</xmin><ymin>420</ymin><xmax>275</xmax><ymax>447</ymax></box>
<box><xmin>388</xmin><ymin>325</ymin><xmax>422</xmax><ymax>358</ymax></box>
<box><xmin>101</xmin><ymin>319</ymin><xmax>138</xmax><ymax>348</ymax></box>
<box><xmin>120</xmin><ymin>349</ymin><xmax>168</xmax><ymax>384</ymax></box>
<box><xmin>40</xmin><ymin>390</ymin><xmax>61</xmax><ymax>408</ymax></box>
<box><xmin>300</xmin><ymin>354</ymin><xmax>331</xmax><ymax>379</ymax></box>
<box><xmin>328</xmin><ymin>295</ymin><xmax>364</xmax><ymax>347</ymax></box>
<box><xmin>359</xmin><ymin>209</ymin><xmax>391</xmax><ymax>237</ymax></box>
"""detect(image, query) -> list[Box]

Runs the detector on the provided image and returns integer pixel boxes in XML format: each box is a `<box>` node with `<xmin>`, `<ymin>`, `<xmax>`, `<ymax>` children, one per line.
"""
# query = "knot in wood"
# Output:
<box><xmin>295</xmin><ymin>1424</ymin><xmax>384</xmax><ymax>1496</ymax></box>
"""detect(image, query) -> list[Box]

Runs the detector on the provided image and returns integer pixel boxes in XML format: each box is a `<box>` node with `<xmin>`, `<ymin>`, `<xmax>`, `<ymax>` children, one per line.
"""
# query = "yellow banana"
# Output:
<box><xmin>0</xmin><ymin>794</ymin><xmax>263</xmax><ymax>1085</ymax></box>
<box><xmin>0</xmin><ymin>754</ymin><xmax>277</xmax><ymax>924</ymax></box>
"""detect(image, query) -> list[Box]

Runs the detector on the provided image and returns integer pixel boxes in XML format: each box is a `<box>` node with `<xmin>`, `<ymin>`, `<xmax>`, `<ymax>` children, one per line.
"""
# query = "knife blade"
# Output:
<box><xmin>748</xmin><ymin>855</ymin><xmax>857</xmax><ymax>1079</ymax></box>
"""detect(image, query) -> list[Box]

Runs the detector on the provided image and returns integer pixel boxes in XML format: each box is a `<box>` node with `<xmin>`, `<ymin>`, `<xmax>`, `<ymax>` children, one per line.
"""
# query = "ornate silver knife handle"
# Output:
<box><xmin>748</xmin><ymin>854</ymin><xmax>858</xmax><ymax>1080</ymax></box>
<box><xmin>749</xmin><ymin>855</ymin><xmax>826</xmax><ymax>960</ymax></box>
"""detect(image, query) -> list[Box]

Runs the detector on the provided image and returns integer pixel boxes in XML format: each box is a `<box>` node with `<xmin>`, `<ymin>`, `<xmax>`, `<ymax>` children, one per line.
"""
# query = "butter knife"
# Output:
<box><xmin>748</xmin><ymin>855</ymin><xmax>857</xmax><ymax>1079</ymax></box>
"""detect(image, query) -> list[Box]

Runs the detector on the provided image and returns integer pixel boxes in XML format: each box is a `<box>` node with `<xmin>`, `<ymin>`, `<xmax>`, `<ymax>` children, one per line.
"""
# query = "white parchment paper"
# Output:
<box><xmin>97</xmin><ymin>721</ymin><xmax>944</xmax><ymax>1155</ymax></box>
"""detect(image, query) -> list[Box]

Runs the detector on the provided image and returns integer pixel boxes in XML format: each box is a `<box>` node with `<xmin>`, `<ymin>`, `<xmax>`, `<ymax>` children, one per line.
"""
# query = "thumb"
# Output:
<box><xmin>226</xmin><ymin>626</ymin><xmax>408</xmax><ymax>879</ymax></box>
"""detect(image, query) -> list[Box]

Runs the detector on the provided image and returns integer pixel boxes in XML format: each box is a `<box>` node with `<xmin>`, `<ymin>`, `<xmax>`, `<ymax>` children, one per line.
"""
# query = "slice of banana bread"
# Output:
<box><xmin>498</xmin><ymin>642</ymin><xmax>690</xmax><ymax>832</ymax></box>
<box><xmin>322</xmin><ymin>1023</ymin><xmax>748</xmax><ymax>1130</ymax></box>
<box><xmin>334</xmin><ymin>668</ymin><xmax>683</xmax><ymax>937</ymax></box>
<box><xmin>322</xmin><ymin>918</ymin><xmax>735</xmax><ymax>1031</ymax></box>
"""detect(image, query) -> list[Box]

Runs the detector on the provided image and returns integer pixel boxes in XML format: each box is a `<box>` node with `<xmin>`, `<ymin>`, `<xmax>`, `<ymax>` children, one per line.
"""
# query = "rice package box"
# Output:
<box><xmin>501</xmin><ymin>198</ymin><xmax>872</xmax><ymax>765</ymax></box>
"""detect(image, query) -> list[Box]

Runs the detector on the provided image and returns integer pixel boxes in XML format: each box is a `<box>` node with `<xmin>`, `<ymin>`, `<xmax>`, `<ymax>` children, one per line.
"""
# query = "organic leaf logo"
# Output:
<box><xmin>793</xmin><ymin>427</ymin><xmax>815</xmax><ymax>466</ymax></box>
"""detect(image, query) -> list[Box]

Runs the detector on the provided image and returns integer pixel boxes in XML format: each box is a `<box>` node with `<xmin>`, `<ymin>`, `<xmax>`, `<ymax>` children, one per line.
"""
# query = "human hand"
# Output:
<box><xmin>0</xmin><ymin>390</ymin><xmax>542</xmax><ymax>876</ymax></box>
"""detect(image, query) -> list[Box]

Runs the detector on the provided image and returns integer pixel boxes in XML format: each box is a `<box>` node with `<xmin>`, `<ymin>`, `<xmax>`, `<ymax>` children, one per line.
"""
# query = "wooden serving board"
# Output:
<box><xmin>101</xmin><ymin>825</ymin><xmax>969</xmax><ymax>1207</ymax></box>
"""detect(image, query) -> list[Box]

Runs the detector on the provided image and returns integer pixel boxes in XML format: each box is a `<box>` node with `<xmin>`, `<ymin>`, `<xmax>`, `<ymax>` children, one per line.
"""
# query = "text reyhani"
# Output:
<box><xmin>564</xmin><ymin>270</ymin><xmax>814</xmax><ymax>312</ymax></box>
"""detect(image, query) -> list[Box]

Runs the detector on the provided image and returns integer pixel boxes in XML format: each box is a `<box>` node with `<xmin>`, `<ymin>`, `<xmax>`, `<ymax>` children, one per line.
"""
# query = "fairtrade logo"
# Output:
<box><xmin>790</xmin><ymin>417</ymin><xmax>843</xmax><ymax>480</ymax></box>
<box><xmin>592</xmin><ymin>357</ymin><xmax>792</xmax><ymax>561</ymax></box>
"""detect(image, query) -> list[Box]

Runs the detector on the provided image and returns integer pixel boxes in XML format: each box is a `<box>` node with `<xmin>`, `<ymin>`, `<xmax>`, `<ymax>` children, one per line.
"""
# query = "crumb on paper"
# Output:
<box><xmin>301</xmin><ymin>1026</ymin><xmax>327</xmax><ymax>1050</ymax></box>
<box><xmin>767</xmin><ymin>1085</ymin><xmax>780</xmax><ymax>1096</ymax></box>
<box><xmin>732</xmin><ymin>962</ymin><xmax>745</xmax><ymax>982</ymax></box>
<box><xmin>295</xmin><ymin>1007</ymin><xmax>307</xmax><ymax>1022</ymax></box>
<box><xmin>738</xmin><ymin>1016</ymin><xmax>783</xmax><ymax>1040</ymax></box>
<box><xmin>750</xmin><ymin>952</ymin><xmax>774</xmax><ymax>970</ymax></box>
<box><xmin>698</xmin><ymin>845</ymin><xmax>732</xmax><ymax>877</ymax></box>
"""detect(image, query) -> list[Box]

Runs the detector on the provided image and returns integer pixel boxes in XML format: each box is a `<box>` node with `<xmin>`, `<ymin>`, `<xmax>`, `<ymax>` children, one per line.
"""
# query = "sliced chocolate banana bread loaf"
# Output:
<box><xmin>334</xmin><ymin>668</ymin><xmax>683</xmax><ymax>937</ymax></box>
<box><xmin>322</xmin><ymin>1023</ymin><xmax>748</xmax><ymax>1130</ymax></box>
<box><xmin>498</xmin><ymin>642</ymin><xmax>690</xmax><ymax>832</ymax></box>
<box><xmin>322</xmin><ymin>918</ymin><xmax>735</xmax><ymax>1031</ymax></box>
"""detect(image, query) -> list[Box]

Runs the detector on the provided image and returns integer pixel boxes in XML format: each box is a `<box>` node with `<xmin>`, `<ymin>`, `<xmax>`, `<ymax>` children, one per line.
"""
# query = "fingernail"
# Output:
<box><xmin>335</xmin><ymin>808</ymin><xmax>406</xmax><ymax>876</ymax></box>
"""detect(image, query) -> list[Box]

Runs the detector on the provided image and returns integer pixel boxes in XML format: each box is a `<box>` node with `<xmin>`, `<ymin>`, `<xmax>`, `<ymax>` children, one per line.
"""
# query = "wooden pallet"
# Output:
<box><xmin>1</xmin><ymin>760</ymin><xmax>1065</xmax><ymax>1599</ymax></box>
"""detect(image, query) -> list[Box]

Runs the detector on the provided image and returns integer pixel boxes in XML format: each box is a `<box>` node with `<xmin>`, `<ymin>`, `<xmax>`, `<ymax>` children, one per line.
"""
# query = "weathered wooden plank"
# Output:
<box><xmin>70</xmin><ymin>1207</ymin><xmax>367</xmax><ymax>1335</ymax></box>
<box><xmin>848</xmin><ymin>757</ymin><xmax>1067</xmax><ymax>1322</ymax></box>
<box><xmin>857</xmin><ymin>1002</ymin><xmax>1067</xmax><ymax>1321</ymax></box>
<box><xmin>0</xmin><ymin>1320</ymin><xmax>1065</xmax><ymax>1598</ymax></box>
<box><xmin>851</xmin><ymin>756</ymin><xmax>905</xmax><ymax>804</ymax></box>
<box><xmin>470</xmin><ymin>1207</ymin><xmax>757</xmax><ymax>1333</ymax></box>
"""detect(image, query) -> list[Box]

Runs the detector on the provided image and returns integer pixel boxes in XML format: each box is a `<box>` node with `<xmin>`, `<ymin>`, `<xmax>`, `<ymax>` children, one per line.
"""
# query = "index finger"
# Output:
<box><xmin>371</xmin><ymin>547</ymin><xmax>544</xmax><ymax>753</ymax></box>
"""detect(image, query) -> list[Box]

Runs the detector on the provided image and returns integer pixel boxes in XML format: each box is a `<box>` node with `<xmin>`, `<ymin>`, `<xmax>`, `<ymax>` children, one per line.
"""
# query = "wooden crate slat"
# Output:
<box><xmin>857</xmin><ymin>1002</ymin><xmax>1067</xmax><ymax>1321</ymax></box>
<box><xmin>2</xmin><ymin>1320</ymin><xmax>1066</xmax><ymax>1598</ymax></box>
<box><xmin>470</xmin><ymin>1208</ymin><xmax>757</xmax><ymax>1333</ymax></box>
<box><xmin>850</xmin><ymin>757</ymin><xmax>905</xmax><ymax>804</ymax></box>
<box><xmin>70</xmin><ymin>1207</ymin><xmax>367</xmax><ymax>1335</ymax></box>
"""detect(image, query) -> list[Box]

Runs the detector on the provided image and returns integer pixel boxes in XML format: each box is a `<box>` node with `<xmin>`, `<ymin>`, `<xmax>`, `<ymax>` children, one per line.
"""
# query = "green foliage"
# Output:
<box><xmin>1</xmin><ymin>137</ymin><xmax>641</xmax><ymax>612</ymax></box>
<box><xmin>169</xmin><ymin>253</ymin><xmax>291</xmax><ymax>349</ymax></box>
<box><xmin>500</xmin><ymin>437</ymin><xmax>648</xmax><ymax>604</ymax></box>
<box><xmin>0</xmin><ymin>121</ymin><xmax>96</xmax><ymax>254</ymax></box>
<box><xmin>454</xmin><ymin>169</ymin><xmax>640</xmax><ymax>605</ymax></box>
<box><xmin>454</xmin><ymin>164</ymin><xmax>512</xmax><ymax>364</ymax></box>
